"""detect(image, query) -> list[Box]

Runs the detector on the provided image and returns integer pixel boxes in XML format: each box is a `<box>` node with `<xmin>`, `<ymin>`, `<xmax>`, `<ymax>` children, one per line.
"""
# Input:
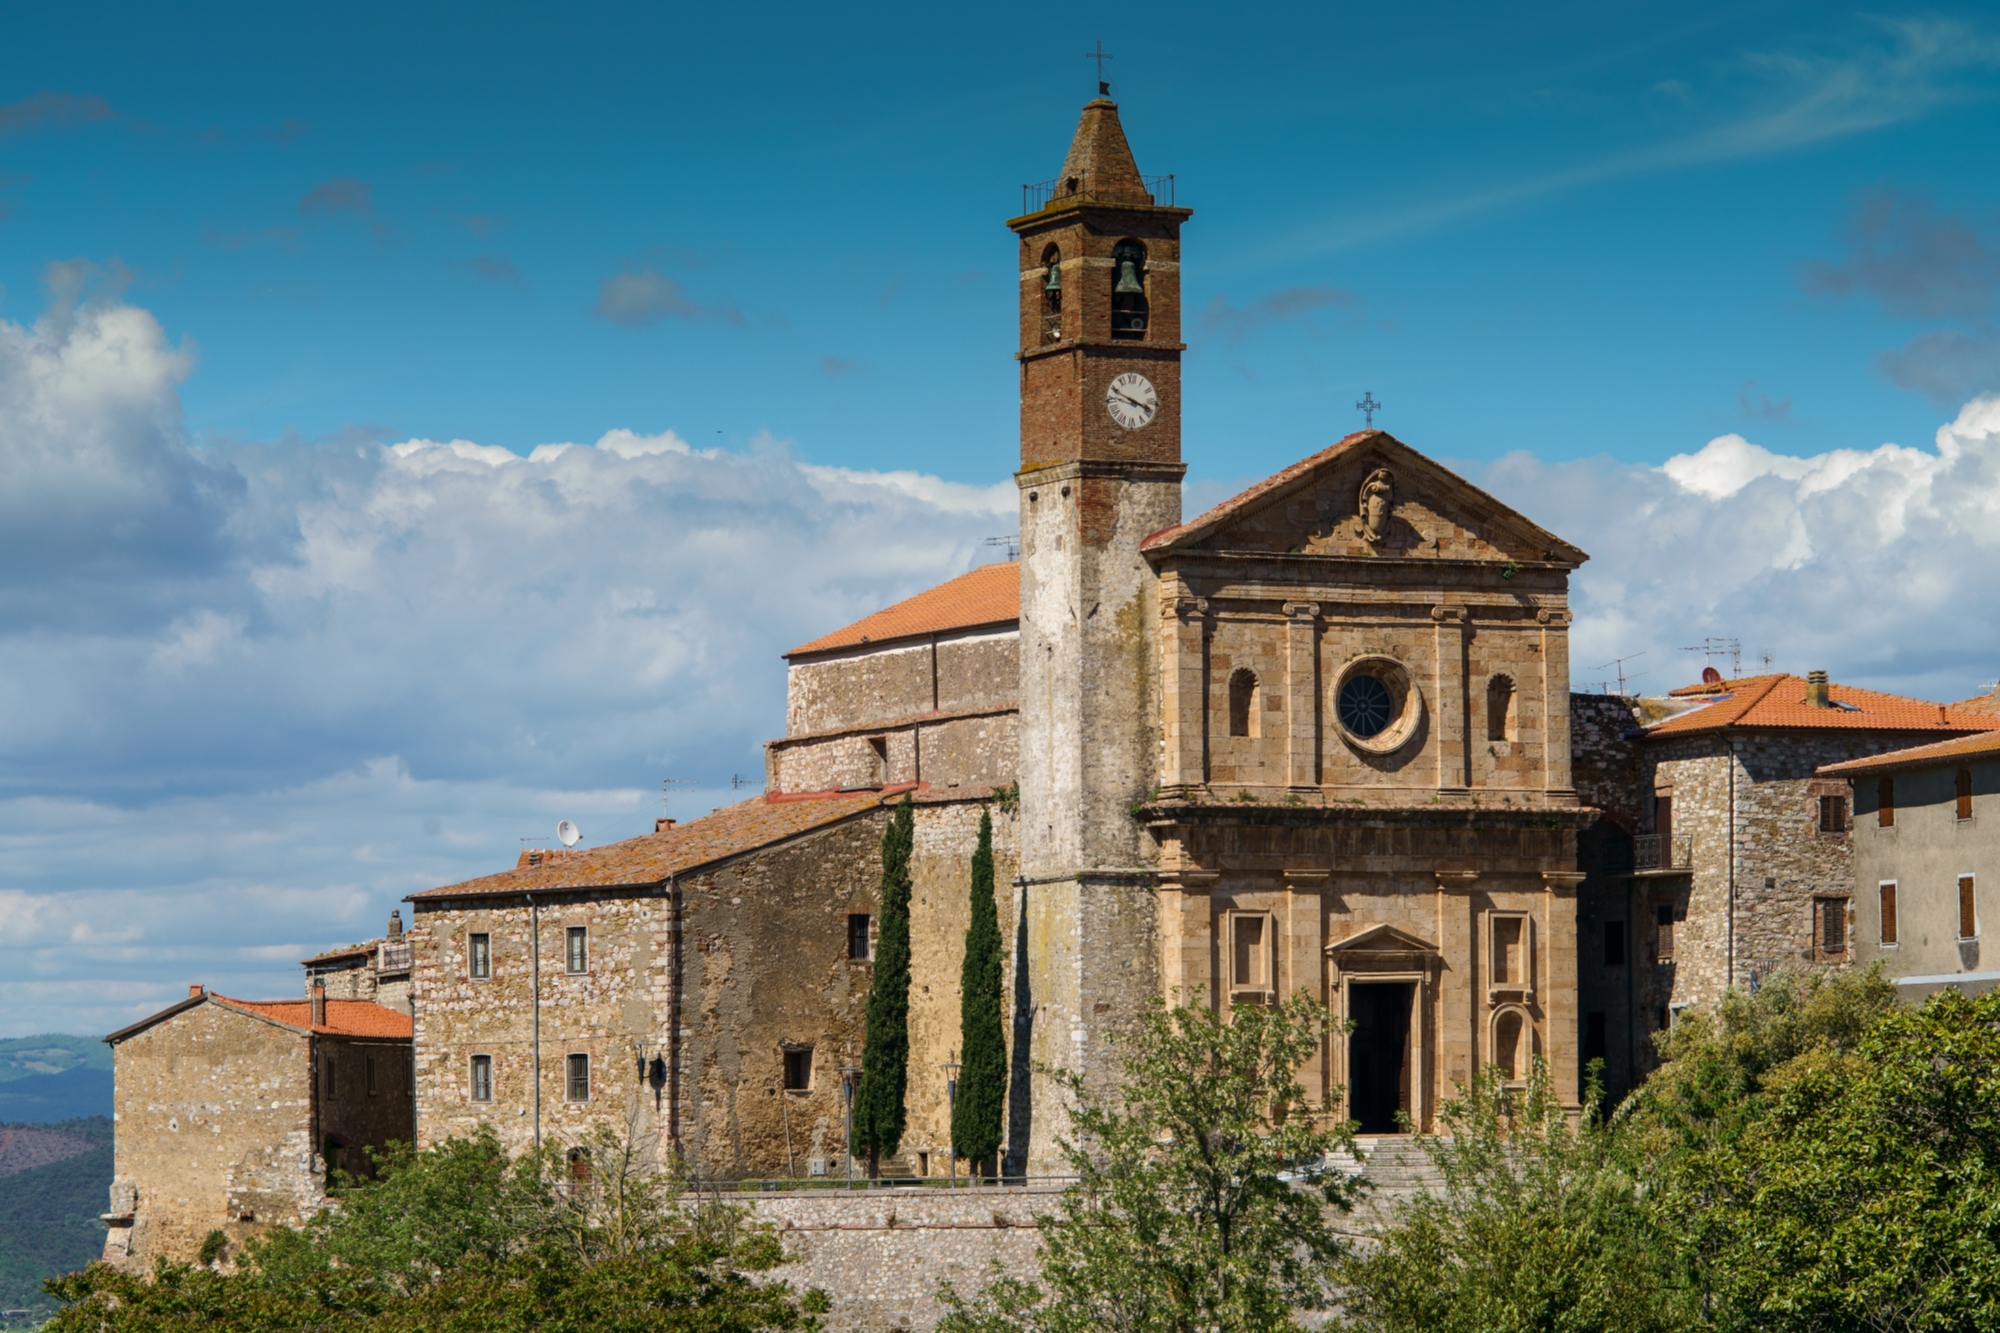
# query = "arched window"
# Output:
<box><xmin>1228</xmin><ymin>669</ymin><xmax>1258</xmax><ymax>737</ymax></box>
<box><xmin>1486</xmin><ymin>675</ymin><xmax>1516</xmax><ymax>742</ymax></box>
<box><xmin>1493</xmin><ymin>1010</ymin><xmax>1525</xmax><ymax>1081</ymax></box>
<box><xmin>1040</xmin><ymin>244</ymin><xmax>1062</xmax><ymax>343</ymax></box>
<box><xmin>1110</xmin><ymin>240</ymin><xmax>1148</xmax><ymax>340</ymax></box>
<box><xmin>566</xmin><ymin>1146</ymin><xmax>591</xmax><ymax>1182</ymax></box>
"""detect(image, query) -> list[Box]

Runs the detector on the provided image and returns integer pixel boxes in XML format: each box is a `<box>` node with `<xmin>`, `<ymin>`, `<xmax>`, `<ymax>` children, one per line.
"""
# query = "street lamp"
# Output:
<box><xmin>940</xmin><ymin>1059</ymin><xmax>962</xmax><ymax>1188</ymax></box>
<box><xmin>837</xmin><ymin>1064</ymin><xmax>861</xmax><ymax>1186</ymax></box>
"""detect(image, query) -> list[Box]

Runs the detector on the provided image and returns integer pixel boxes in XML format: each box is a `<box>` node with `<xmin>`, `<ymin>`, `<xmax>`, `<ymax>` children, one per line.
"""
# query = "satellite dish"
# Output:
<box><xmin>1701</xmin><ymin>666</ymin><xmax>1723</xmax><ymax>685</ymax></box>
<box><xmin>557</xmin><ymin>820</ymin><xmax>581</xmax><ymax>848</ymax></box>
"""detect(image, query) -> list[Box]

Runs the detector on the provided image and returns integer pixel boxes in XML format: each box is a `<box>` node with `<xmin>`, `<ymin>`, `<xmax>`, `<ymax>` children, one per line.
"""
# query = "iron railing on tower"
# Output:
<box><xmin>1021</xmin><ymin>173</ymin><xmax>1175</xmax><ymax>214</ymax></box>
<box><xmin>1631</xmin><ymin>834</ymin><xmax>1692</xmax><ymax>873</ymax></box>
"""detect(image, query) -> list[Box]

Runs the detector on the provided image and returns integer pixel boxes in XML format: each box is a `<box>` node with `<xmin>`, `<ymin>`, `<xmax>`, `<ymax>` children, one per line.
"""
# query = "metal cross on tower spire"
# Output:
<box><xmin>1356</xmin><ymin>391</ymin><xmax>1381</xmax><ymax>427</ymax></box>
<box><xmin>1085</xmin><ymin>40</ymin><xmax>1114</xmax><ymax>94</ymax></box>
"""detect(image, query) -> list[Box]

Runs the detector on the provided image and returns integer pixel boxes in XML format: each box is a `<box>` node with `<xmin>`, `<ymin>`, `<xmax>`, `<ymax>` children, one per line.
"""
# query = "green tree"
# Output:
<box><xmin>1681</xmin><ymin>986</ymin><xmax>2000</xmax><ymax>1332</ymax></box>
<box><xmin>939</xmin><ymin>994</ymin><xmax>1359</xmax><ymax>1333</ymax></box>
<box><xmin>854</xmin><ymin>795</ymin><xmax>914</xmax><ymax>1177</ymax></box>
<box><xmin>951</xmin><ymin>807</ymin><xmax>1006</xmax><ymax>1175</ymax></box>
<box><xmin>1338</xmin><ymin>1058</ymin><xmax>1685</xmax><ymax>1333</ymax></box>
<box><xmin>45</xmin><ymin>1122</ymin><xmax>829</xmax><ymax>1333</ymax></box>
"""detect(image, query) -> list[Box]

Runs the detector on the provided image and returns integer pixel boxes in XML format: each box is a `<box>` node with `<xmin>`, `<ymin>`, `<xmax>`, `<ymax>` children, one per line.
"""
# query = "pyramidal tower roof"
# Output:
<box><xmin>1054</xmin><ymin>97</ymin><xmax>1152</xmax><ymax>205</ymax></box>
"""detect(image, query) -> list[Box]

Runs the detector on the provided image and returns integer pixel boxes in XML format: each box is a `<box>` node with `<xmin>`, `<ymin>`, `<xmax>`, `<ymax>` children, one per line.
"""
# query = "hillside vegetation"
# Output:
<box><xmin>0</xmin><ymin>1117</ymin><xmax>110</xmax><ymax>1324</ymax></box>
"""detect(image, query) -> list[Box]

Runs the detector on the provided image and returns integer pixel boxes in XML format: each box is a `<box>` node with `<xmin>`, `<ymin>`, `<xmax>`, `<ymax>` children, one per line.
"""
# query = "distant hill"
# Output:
<box><xmin>0</xmin><ymin>1036</ymin><xmax>113</xmax><ymax>1123</ymax></box>
<box><xmin>0</xmin><ymin>1116</ymin><xmax>111</xmax><ymax>1323</ymax></box>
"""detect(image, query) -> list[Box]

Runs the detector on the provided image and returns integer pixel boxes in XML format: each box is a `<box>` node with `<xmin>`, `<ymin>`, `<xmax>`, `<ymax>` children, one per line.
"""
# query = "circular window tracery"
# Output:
<box><xmin>1329</xmin><ymin>656</ymin><xmax>1425</xmax><ymax>755</ymax></box>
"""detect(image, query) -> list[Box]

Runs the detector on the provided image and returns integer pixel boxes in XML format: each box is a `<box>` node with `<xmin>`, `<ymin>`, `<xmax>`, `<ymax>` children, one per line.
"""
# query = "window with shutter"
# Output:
<box><xmin>1879</xmin><ymin>882</ymin><xmax>1898</xmax><ymax>946</ymax></box>
<box><xmin>1878</xmin><ymin>777</ymin><xmax>1895</xmax><ymax>827</ymax></box>
<box><xmin>1815</xmin><ymin>898</ymin><xmax>1847</xmax><ymax>957</ymax></box>
<box><xmin>1961</xmin><ymin>876</ymin><xmax>1979</xmax><ymax>940</ymax></box>
<box><xmin>1654</xmin><ymin>904</ymin><xmax>1675</xmax><ymax>962</ymax></box>
<box><xmin>1957</xmin><ymin>768</ymin><xmax>1974</xmax><ymax>821</ymax></box>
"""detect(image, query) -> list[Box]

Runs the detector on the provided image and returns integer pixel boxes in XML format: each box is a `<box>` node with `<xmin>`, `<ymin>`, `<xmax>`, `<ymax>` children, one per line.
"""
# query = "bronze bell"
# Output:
<box><xmin>1114</xmin><ymin>258</ymin><xmax>1144</xmax><ymax>294</ymax></box>
<box><xmin>1044</xmin><ymin>262</ymin><xmax>1061</xmax><ymax>293</ymax></box>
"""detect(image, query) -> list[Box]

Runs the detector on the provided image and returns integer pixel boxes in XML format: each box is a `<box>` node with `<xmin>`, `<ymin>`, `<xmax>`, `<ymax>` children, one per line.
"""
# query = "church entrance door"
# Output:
<box><xmin>1348</xmin><ymin>982</ymin><xmax>1414</xmax><ymax>1134</ymax></box>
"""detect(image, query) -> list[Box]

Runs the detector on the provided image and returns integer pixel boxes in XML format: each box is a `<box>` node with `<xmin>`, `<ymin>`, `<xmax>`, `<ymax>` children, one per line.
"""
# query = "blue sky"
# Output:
<box><xmin>5</xmin><ymin>1</ymin><xmax>2000</xmax><ymax>1033</ymax></box>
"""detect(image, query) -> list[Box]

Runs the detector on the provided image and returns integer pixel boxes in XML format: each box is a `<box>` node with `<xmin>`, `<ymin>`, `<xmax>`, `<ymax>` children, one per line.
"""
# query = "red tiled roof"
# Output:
<box><xmin>410</xmin><ymin>789</ymin><xmax>892</xmax><ymax>901</ymax></box>
<box><xmin>1817</xmin><ymin>729</ymin><xmax>2000</xmax><ymax>777</ymax></box>
<box><xmin>785</xmin><ymin>563</ymin><xmax>1020</xmax><ymax>659</ymax></box>
<box><xmin>217</xmin><ymin>996</ymin><xmax>414</xmax><ymax>1039</ymax></box>
<box><xmin>1138</xmin><ymin>430</ymin><xmax>1587</xmax><ymax>564</ymax></box>
<box><xmin>1645</xmin><ymin>674</ymin><xmax>2000</xmax><ymax>738</ymax></box>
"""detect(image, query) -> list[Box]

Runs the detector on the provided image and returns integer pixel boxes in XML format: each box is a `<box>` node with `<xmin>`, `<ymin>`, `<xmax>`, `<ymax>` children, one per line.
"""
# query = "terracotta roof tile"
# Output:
<box><xmin>410</xmin><ymin>789</ymin><xmax>892</xmax><ymax>901</ymax></box>
<box><xmin>1645</xmin><ymin>674</ymin><xmax>2000</xmax><ymax>738</ymax></box>
<box><xmin>1950</xmin><ymin>691</ymin><xmax>2000</xmax><ymax>717</ymax></box>
<box><xmin>213</xmin><ymin>996</ymin><xmax>413</xmax><ymax>1039</ymax></box>
<box><xmin>1817</xmin><ymin>729</ymin><xmax>2000</xmax><ymax>777</ymax></box>
<box><xmin>785</xmin><ymin>563</ymin><xmax>1019</xmax><ymax>658</ymax></box>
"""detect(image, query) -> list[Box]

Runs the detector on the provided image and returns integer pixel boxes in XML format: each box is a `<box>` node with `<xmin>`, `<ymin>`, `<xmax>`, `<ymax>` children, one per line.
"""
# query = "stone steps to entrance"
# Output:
<box><xmin>1328</xmin><ymin>1135</ymin><xmax>1446</xmax><ymax>1238</ymax></box>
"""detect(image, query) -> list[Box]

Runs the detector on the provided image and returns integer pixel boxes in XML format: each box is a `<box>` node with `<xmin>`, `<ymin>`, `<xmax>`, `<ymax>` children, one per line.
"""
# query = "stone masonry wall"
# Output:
<box><xmin>107</xmin><ymin>1003</ymin><xmax>319</xmax><ymax>1270</ymax></box>
<box><xmin>768</xmin><ymin>711</ymin><xmax>1017</xmax><ymax>797</ymax></box>
<box><xmin>786</xmin><ymin>631</ymin><xmax>1018</xmax><ymax>738</ymax></box>
<box><xmin>317</xmin><ymin>1036</ymin><xmax>415</xmax><ymax>1177</ymax></box>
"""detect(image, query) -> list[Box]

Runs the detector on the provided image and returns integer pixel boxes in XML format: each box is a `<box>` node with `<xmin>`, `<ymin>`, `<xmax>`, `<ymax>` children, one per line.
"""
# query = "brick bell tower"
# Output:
<box><xmin>1008</xmin><ymin>94</ymin><xmax>1190</xmax><ymax>1173</ymax></box>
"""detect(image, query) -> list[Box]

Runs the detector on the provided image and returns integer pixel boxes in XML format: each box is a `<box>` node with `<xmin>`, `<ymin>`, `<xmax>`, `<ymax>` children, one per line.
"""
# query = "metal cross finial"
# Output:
<box><xmin>1086</xmin><ymin>40</ymin><xmax>1114</xmax><ymax>91</ymax></box>
<box><xmin>1356</xmin><ymin>391</ymin><xmax>1381</xmax><ymax>427</ymax></box>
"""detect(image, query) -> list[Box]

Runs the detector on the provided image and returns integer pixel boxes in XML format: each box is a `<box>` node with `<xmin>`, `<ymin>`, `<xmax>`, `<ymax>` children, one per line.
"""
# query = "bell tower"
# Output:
<box><xmin>1007</xmin><ymin>96</ymin><xmax>1190</xmax><ymax>1173</ymax></box>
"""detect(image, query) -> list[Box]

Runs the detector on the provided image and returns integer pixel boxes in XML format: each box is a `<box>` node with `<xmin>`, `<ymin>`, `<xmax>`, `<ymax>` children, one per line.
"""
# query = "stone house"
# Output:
<box><xmin>1820</xmin><ymin>728</ymin><xmax>2000</xmax><ymax>1000</ymax></box>
<box><xmin>1573</xmin><ymin>670</ymin><xmax>1999</xmax><ymax>1097</ymax></box>
<box><xmin>302</xmin><ymin>909</ymin><xmax>414</xmax><ymax>1014</ymax></box>
<box><xmin>100</xmin><ymin>984</ymin><xmax>412</xmax><ymax>1268</ymax></box>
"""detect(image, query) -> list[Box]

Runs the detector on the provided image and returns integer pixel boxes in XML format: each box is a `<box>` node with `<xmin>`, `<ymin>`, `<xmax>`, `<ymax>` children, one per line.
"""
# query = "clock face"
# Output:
<box><xmin>1105</xmin><ymin>372</ymin><xmax>1159</xmax><ymax>430</ymax></box>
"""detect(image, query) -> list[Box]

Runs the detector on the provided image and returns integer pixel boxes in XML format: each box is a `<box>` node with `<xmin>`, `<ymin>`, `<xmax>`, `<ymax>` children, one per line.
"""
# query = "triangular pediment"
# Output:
<box><xmin>1325</xmin><ymin>922</ymin><xmax>1440</xmax><ymax>956</ymax></box>
<box><xmin>1142</xmin><ymin>431</ymin><xmax>1586</xmax><ymax>568</ymax></box>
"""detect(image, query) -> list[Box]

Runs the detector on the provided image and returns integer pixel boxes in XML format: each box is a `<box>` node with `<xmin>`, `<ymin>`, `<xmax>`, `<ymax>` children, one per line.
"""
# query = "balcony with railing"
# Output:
<box><xmin>1021</xmin><ymin>173</ymin><xmax>1176</xmax><ymax>215</ymax></box>
<box><xmin>378</xmin><ymin>941</ymin><xmax>414</xmax><ymax>974</ymax></box>
<box><xmin>1632</xmin><ymin>834</ymin><xmax>1692</xmax><ymax>874</ymax></box>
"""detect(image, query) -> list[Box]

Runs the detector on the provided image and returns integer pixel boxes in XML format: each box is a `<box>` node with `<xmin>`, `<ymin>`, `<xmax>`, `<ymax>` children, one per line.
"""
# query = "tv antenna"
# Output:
<box><xmin>556</xmin><ymin>819</ymin><xmax>581</xmax><ymax>848</ymax></box>
<box><xmin>661</xmin><ymin>778</ymin><xmax>697</xmax><ymax>818</ymax></box>
<box><xmin>1591</xmin><ymin>651</ymin><xmax>1647</xmax><ymax>697</ymax></box>
<box><xmin>983</xmin><ymin>534</ymin><xmax>1020</xmax><ymax>560</ymax></box>
<box><xmin>1681</xmin><ymin>637</ymin><xmax>1741</xmax><ymax>678</ymax></box>
<box><xmin>731</xmin><ymin>774</ymin><xmax>761</xmax><ymax>791</ymax></box>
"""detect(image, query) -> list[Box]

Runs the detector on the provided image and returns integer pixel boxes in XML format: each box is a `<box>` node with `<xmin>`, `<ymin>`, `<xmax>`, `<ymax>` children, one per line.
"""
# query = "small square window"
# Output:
<box><xmin>848</xmin><ymin>914</ymin><xmax>872</xmax><ymax>961</ymax></box>
<box><xmin>566</xmin><ymin>926</ymin><xmax>587</xmax><ymax>974</ymax></box>
<box><xmin>783</xmin><ymin>1047</ymin><xmax>813</xmax><ymax>1092</ymax></box>
<box><xmin>469</xmin><ymin>1054</ymin><xmax>493</xmax><ymax>1102</ymax></box>
<box><xmin>567</xmin><ymin>1053</ymin><xmax>590</xmax><ymax>1102</ymax></box>
<box><xmin>1818</xmin><ymin>795</ymin><xmax>1848</xmax><ymax>832</ymax></box>
<box><xmin>468</xmin><ymin>932</ymin><xmax>492</xmax><ymax>979</ymax></box>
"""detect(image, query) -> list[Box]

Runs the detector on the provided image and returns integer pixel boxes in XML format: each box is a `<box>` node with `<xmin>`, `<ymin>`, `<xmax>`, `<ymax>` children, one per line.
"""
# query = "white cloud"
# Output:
<box><xmin>1480</xmin><ymin>395</ymin><xmax>2000</xmax><ymax>699</ymax></box>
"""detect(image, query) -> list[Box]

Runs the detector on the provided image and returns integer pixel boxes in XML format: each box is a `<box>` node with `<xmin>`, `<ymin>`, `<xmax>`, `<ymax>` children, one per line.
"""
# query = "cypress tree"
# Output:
<box><xmin>952</xmin><ymin>807</ymin><xmax>1007</xmax><ymax>1175</ymax></box>
<box><xmin>854</xmin><ymin>795</ymin><xmax>914</xmax><ymax>1177</ymax></box>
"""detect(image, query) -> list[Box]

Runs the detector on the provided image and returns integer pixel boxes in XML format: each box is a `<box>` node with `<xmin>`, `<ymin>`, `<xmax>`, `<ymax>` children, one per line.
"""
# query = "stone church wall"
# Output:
<box><xmin>785</xmin><ymin>630</ymin><xmax>1018</xmax><ymax>739</ymax></box>
<box><xmin>768</xmin><ymin>711</ymin><xmax>1017</xmax><ymax>796</ymax></box>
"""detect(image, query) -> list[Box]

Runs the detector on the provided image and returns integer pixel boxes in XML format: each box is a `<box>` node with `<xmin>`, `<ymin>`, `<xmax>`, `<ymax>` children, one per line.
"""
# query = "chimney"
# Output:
<box><xmin>655</xmin><ymin>817</ymin><xmax>676</xmax><ymax>833</ymax></box>
<box><xmin>188</xmin><ymin>984</ymin><xmax>205</xmax><ymax>999</ymax></box>
<box><xmin>1806</xmin><ymin>670</ymin><xmax>1830</xmax><ymax>708</ymax></box>
<box><xmin>310</xmin><ymin>980</ymin><xmax>326</xmax><ymax>1027</ymax></box>
<box><xmin>386</xmin><ymin>909</ymin><xmax>403</xmax><ymax>940</ymax></box>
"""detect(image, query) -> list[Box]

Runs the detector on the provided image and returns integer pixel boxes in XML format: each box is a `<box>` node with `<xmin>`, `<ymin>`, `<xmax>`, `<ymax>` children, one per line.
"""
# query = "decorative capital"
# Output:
<box><xmin>1536</xmin><ymin>608</ymin><xmax>1571</xmax><ymax>626</ymax></box>
<box><xmin>1282</xmin><ymin>601</ymin><xmax>1321</xmax><ymax>621</ymax></box>
<box><xmin>1430</xmin><ymin>604</ymin><xmax>1467</xmax><ymax>624</ymax></box>
<box><xmin>1172</xmin><ymin>596</ymin><xmax>1210</xmax><ymax>622</ymax></box>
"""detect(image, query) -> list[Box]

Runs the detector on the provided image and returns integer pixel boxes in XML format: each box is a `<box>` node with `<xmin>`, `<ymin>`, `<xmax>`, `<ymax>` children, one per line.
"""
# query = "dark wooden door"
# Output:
<box><xmin>1348</xmin><ymin>982</ymin><xmax>1414</xmax><ymax>1134</ymax></box>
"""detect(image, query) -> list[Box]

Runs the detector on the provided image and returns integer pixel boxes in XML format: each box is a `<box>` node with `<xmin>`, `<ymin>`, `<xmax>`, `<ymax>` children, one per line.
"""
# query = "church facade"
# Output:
<box><xmin>396</xmin><ymin>95</ymin><xmax>1597</xmax><ymax>1178</ymax></box>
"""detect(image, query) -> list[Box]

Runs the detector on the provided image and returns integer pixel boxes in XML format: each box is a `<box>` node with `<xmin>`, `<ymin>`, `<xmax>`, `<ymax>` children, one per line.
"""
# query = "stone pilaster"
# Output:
<box><xmin>1283</xmin><ymin>602</ymin><xmax>1320</xmax><ymax>790</ymax></box>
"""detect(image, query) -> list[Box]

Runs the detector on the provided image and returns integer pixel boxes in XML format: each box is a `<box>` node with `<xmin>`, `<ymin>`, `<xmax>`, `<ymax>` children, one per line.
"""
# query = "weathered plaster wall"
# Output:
<box><xmin>1850</xmin><ymin>756</ymin><xmax>1998</xmax><ymax>988</ymax></box>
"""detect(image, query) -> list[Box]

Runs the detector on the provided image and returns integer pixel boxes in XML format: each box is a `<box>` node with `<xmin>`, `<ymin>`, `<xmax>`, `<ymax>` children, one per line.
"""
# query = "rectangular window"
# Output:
<box><xmin>1603</xmin><ymin>919</ymin><xmax>1625</xmax><ymax>967</ymax></box>
<box><xmin>1491</xmin><ymin>915</ymin><xmax>1524</xmax><ymax>985</ymax></box>
<box><xmin>1653</xmin><ymin>793</ymin><xmax>1673</xmax><ymax>846</ymax></box>
<box><xmin>1880</xmin><ymin>882</ymin><xmax>1899</xmax><ymax>946</ymax></box>
<box><xmin>365</xmin><ymin>1053</ymin><xmax>378</xmax><ymax>1097</ymax></box>
<box><xmin>1583</xmin><ymin>1011</ymin><xmax>1607</xmax><ymax>1063</ymax></box>
<box><xmin>567</xmin><ymin>1053</ymin><xmax>590</xmax><ymax>1102</ymax></box>
<box><xmin>1958</xmin><ymin>768</ymin><xmax>1974</xmax><ymax>821</ymax></box>
<box><xmin>1655</xmin><ymin>904</ymin><xmax>1675</xmax><ymax>962</ymax></box>
<box><xmin>468</xmin><ymin>932</ymin><xmax>492</xmax><ymax>979</ymax></box>
<box><xmin>848</xmin><ymin>913</ymin><xmax>872</xmax><ymax>961</ymax></box>
<box><xmin>783</xmin><ymin>1047</ymin><xmax>812</xmax><ymax>1092</ymax></box>
<box><xmin>565</xmin><ymin>926</ymin><xmax>587</xmax><ymax>974</ymax></box>
<box><xmin>1961</xmin><ymin>875</ymin><xmax>1979</xmax><ymax>940</ymax></box>
<box><xmin>1819</xmin><ymin>795</ymin><xmax>1848</xmax><ymax>832</ymax></box>
<box><xmin>1231</xmin><ymin>914</ymin><xmax>1271</xmax><ymax>989</ymax></box>
<box><xmin>469</xmin><ymin>1054</ymin><xmax>492</xmax><ymax>1102</ymax></box>
<box><xmin>1816</xmin><ymin>898</ymin><xmax>1847</xmax><ymax>957</ymax></box>
<box><xmin>1878</xmin><ymin>776</ymin><xmax>1895</xmax><ymax>828</ymax></box>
